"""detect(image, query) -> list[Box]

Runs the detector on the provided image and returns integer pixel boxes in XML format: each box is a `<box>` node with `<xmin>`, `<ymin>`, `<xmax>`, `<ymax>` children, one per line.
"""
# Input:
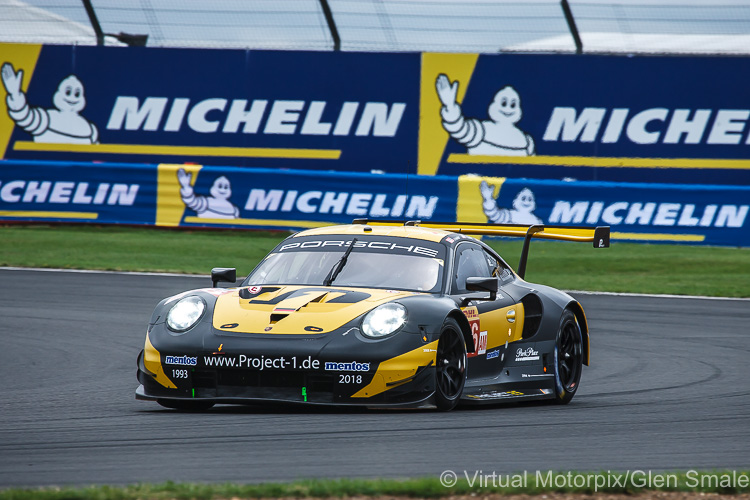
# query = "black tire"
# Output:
<box><xmin>553</xmin><ymin>309</ymin><xmax>584</xmax><ymax>405</ymax></box>
<box><xmin>157</xmin><ymin>399</ymin><xmax>215</xmax><ymax>411</ymax></box>
<box><xmin>435</xmin><ymin>318</ymin><xmax>467</xmax><ymax>411</ymax></box>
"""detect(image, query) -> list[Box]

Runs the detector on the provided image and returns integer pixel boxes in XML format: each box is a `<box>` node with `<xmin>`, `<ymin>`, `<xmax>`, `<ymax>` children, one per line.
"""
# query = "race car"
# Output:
<box><xmin>136</xmin><ymin>220</ymin><xmax>609</xmax><ymax>411</ymax></box>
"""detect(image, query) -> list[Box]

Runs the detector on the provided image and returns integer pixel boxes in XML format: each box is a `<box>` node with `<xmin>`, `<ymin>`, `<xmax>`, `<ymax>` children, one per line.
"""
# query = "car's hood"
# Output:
<box><xmin>212</xmin><ymin>285</ymin><xmax>420</xmax><ymax>334</ymax></box>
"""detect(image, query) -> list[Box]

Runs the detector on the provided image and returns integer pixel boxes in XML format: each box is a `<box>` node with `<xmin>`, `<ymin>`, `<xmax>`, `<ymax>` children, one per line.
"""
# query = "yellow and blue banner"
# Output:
<box><xmin>1</xmin><ymin>160</ymin><xmax>748</xmax><ymax>246</ymax></box>
<box><xmin>2</xmin><ymin>44</ymin><xmax>750</xmax><ymax>182</ymax></box>
<box><xmin>1</xmin><ymin>44</ymin><xmax>418</xmax><ymax>174</ymax></box>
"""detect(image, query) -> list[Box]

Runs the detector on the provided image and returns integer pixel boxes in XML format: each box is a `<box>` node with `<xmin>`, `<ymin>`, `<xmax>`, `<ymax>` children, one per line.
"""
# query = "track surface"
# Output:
<box><xmin>0</xmin><ymin>269</ymin><xmax>748</xmax><ymax>487</ymax></box>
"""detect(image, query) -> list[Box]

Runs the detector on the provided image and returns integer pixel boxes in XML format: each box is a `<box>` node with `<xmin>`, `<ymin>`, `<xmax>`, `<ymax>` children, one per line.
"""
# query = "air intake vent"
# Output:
<box><xmin>521</xmin><ymin>294</ymin><xmax>543</xmax><ymax>339</ymax></box>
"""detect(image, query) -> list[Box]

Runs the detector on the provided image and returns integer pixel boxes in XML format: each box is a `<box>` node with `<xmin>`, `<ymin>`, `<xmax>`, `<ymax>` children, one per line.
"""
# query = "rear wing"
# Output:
<box><xmin>352</xmin><ymin>219</ymin><xmax>609</xmax><ymax>279</ymax></box>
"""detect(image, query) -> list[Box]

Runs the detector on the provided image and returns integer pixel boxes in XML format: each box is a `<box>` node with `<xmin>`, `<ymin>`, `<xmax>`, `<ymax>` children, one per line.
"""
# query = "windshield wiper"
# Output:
<box><xmin>323</xmin><ymin>238</ymin><xmax>358</xmax><ymax>286</ymax></box>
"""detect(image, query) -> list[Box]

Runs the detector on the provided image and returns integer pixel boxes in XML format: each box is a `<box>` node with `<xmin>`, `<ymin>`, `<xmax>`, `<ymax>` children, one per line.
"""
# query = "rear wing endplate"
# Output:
<box><xmin>352</xmin><ymin>219</ymin><xmax>609</xmax><ymax>279</ymax></box>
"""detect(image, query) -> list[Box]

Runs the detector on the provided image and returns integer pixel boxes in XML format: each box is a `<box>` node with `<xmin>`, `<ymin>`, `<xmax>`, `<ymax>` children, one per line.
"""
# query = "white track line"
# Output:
<box><xmin>1</xmin><ymin>266</ymin><xmax>748</xmax><ymax>301</ymax></box>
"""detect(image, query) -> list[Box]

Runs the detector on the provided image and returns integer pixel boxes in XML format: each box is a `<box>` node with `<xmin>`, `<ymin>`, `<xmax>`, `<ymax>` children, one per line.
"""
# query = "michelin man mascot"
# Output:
<box><xmin>177</xmin><ymin>168</ymin><xmax>239</xmax><ymax>219</ymax></box>
<box><xmin>1</xmin><ymin>63</ymin><xmax>98</xmax><ymax>144</ymax></box>
<box><xmin>480</xmin><ymin>181</ymin><xmax>542</xmax><ymax>225</ymax></box>
<box><xmin>436</xmin><ymin>73</ymin><xmax>534</xmax><ymax>156</ymax></box>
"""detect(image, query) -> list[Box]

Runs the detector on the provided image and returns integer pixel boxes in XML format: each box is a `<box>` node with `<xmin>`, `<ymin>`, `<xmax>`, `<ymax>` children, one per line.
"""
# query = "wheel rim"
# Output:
<box><xmin>436</xmin><ymin>328</ymin><xmax>466</xmax><ymax>399</ymax></box>
<box><xmin>557</xmin><ymin>319</ymin><xmax>582</xmax><ymax>390</ymax></box>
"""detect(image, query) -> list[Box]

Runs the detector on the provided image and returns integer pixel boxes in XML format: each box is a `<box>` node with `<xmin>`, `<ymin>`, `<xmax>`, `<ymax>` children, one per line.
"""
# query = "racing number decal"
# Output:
<box><xmin>463</xmin><ymin>306</ymin><xmax>487</xmax><ymax>357</ymax></box>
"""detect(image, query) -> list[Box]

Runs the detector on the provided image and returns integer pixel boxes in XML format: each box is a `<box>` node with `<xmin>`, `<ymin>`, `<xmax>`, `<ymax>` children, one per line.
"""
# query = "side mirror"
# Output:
<box><xmin>211</xmin><ymin>267</ymin><xmax>236</xmax><ymax>288</ymax></box>
<box><xmin>465</xmin><ymin>276</ymin><xmax>498</xmax><ymax>301</ymax></box>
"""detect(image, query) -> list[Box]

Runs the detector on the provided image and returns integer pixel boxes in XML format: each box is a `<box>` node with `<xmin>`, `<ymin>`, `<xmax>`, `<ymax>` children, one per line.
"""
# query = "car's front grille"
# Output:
<box><xmin>193</xmin><ymin>368</ymin><xmax>336</xmax><ymax>402</ymax></box>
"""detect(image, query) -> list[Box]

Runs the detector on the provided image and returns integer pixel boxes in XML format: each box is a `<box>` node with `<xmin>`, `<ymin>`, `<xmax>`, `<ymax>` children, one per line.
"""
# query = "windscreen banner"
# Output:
<box><xmin>457</xmin><ymin>175</ymin><xmax>750</xmax><ymax>247</ymax></box>
<box><xmin>2</xmin><ymin>43</ymin><xmax>749</xmax><ymax>183</ymax></box>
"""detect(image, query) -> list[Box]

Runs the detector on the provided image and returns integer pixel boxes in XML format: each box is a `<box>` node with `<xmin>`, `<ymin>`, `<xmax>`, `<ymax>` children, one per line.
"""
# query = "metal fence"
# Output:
<box><xmin>2</xmin><ymin>0</ymin><xmax>750</xmax><ymax>54</ymax></box>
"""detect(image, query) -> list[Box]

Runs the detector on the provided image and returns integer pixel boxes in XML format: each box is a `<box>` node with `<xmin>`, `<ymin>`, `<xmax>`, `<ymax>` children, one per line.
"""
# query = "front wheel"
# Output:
<box><xmin>435</xmin><ymin>318</ymin><xmax>467</xmax><ymax>411</ymax></box>
<box><xmin>553</xmin><ymin>309</ymin><xmax>583</xmax><ymax>405</ymax></box>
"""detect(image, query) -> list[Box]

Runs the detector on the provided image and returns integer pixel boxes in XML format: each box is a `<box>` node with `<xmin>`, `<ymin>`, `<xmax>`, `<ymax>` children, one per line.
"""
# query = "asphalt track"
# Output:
<box><xmin>0</xmin><ymin>268</ymin><xmax>748</xmax><ymax>488</ymax></box>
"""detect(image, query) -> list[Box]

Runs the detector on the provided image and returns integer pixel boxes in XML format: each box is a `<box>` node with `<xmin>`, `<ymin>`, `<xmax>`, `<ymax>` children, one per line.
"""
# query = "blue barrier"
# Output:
<box><xmin>2</xmin><ymin>160</ymin><xmax>748</xmax><ymax>246</ymax></box>
<box><xmin>2</xmin><ymin>44</ymin><xmax>749</xmax><ymax>184</ymax></box>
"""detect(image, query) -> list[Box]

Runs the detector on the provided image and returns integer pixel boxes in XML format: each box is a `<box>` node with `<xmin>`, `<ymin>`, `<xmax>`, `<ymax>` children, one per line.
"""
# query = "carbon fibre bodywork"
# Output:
<box><xmin>136</xmin><ymin>223</ymin><xmax>602</xmax><ymax>409</ymax></box>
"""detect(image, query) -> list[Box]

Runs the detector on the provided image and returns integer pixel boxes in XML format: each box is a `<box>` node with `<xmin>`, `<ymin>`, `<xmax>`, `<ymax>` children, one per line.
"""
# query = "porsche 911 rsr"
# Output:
<box><xmin>136</xmin><ymin>220</ymin><xmax>609</xmax><ymax>411</ymax></box>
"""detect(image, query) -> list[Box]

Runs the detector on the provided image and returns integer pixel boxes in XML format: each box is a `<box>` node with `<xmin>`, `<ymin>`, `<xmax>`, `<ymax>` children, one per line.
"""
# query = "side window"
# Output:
<box><xmin>453</xmin><ymin>244</ymin><xmax>492</xmax><ymax>293</ymax></box>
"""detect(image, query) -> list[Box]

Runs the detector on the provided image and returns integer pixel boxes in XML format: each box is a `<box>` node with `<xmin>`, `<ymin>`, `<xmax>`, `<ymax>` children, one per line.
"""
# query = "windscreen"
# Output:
<box><xmin>244</xmin><ymin>236</ymin><xmax>446</xmax><ymax>293</ymax></box>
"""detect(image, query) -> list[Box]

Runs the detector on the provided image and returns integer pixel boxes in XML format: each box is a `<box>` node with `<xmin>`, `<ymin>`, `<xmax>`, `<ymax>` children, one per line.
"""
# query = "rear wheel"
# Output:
<box><xmin>157</xmin><ymin>399</ymin><xmax>215</xmax><ymax>411</ymax></box>
<box><xmin>435</xmin><ymin>318</ymin><xmax>467</xmax><ymax>411</ymax></box>
<box><xmin>553</xmin><ymin>309</ymin><xmax>583</xmax><ymax>404</ymax></box>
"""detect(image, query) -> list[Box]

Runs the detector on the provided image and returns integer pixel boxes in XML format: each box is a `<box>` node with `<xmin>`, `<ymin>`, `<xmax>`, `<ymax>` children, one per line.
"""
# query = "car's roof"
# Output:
<box><xmin>294</xmin><ymin>224</ymin><xmax>455</xmax><ymax>243</ymax></box>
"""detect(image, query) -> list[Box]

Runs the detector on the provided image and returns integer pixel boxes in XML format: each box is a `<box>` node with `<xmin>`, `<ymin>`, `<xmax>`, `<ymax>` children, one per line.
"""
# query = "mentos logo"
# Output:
<box><xmin>165</xmin><ymin>355</ymin><xmax>197</xmax><ymax>366</ymax></box>
<box><xmin>324</xmin><ymin>361</ymin><xmax>370</xmax><ymax>372</ymax></box>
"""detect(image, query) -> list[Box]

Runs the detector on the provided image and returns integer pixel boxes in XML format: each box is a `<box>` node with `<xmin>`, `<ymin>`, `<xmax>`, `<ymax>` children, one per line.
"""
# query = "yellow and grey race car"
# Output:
<box><xmin>136</xmin><ymin>220</ymin><xmax>609</xmax><ymax>411</ymax></box>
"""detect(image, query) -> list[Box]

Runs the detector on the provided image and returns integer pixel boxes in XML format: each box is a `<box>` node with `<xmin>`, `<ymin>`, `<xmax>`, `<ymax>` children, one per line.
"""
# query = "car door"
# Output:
<box><xmin>451</xmin><ymin>241</ymin><xmax>523</xmax><ymax>379</ymax></box>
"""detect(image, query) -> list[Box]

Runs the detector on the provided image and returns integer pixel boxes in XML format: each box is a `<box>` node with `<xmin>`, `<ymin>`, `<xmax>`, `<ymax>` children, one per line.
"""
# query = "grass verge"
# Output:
<box><xmin>1</xmin><ymin>471</ymin><xmax>749</xmax><ymax>499</ymax></box>
<box><xmin>1</xmin><ymin>225</ymin><xmax>749</xmax><ymax>297</ymax></box>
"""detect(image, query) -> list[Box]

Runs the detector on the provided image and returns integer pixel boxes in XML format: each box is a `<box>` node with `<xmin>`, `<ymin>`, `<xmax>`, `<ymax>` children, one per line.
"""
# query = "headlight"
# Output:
<box><xmin>362</xmin><ymin>303</ymin><xmax>407</xmax><ymax>338</ymax></box>
<box><xmin>166</xmin><ymin>295</ymin><xmax>206</xmax><ymax>332</ymax></box>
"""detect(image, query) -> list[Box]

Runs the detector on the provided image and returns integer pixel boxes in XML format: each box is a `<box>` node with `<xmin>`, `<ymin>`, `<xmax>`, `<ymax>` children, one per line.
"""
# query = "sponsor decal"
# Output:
<box><xmin>204</xmin><ymin>354</ymin><xmax>320</xmax><ymax>370</ymax></box>
<box><xmin>486</xmin><ymin>349</ymin><xmax>500</xmax><ymax>360</ymax></box>
<box><xmin>278</xmin><ymin>239</ymin><xmax>440</xmax><ymax>257</ymax></box>
<box><xmin>2</xmin><ymin>63</ymin><xmax>99</xmax><ymax>144</ymax></box>
<box><xmin>515</xmin><ymin>347</ymin><xmax>540</xmax><ymax>362</ymax></box>
<box><xmin>543</xmin><ymin>106</ymin><xmax>750</xmax><ymax>147</ymax></box>
<box><xmin>463</xmin><ymin>306</ymin><xmax>487</xmax><ymax>357</ymax></box>
<box><xmin>549</xmin><ymin>199</ymin><xmax>748</xmax><ymax>229</ymax></box>
<box><xmin>245</xmin><ymin>189</ymin><xmax>438</xmax><ymax>219</ymax></box>
<box><xmin>165</xmin><ymin>355</ymin><xmax>197</xmax><ymax>366</ymax></box>
<box><xmin>522</xmin><ymin>373</ymin><xmax>553</xmax><ymax>378</ymax></box>
<box><xmin>324</xmin><ymin>361</ymin><xmax>370</xmax><ymax>372</ymax></box>
<box><xmin>479</xmin><ymin>183</ymin><xmax>543</xmax><ymax>225</ymax></box>
<box><xmin>107</xmin><ymin>96</ymin><xmax>406</xmax><ymax>138</ymax></box>
<box><xmin>0</xmin><ymin>180</ymin><xmax>139</xmax><ymax>206</ymax></box>
<box><xmin>467</xmin><ymin>390</ymin><xmax>526</xmax><ymax>400</ymax></box>
<box><xmin>178</xmin><ymin>168</ymin><xmax>239</xmax><ymax>219</ymax></box>
<box><xmin>246</xmin><ymin>286</ymin><xmax>263</xmax><ymax>294</ymax></box>
<box><xmin>436</xmin><ymin>74</ymin><xmax>535</xmax><ymax>157</ymax></box>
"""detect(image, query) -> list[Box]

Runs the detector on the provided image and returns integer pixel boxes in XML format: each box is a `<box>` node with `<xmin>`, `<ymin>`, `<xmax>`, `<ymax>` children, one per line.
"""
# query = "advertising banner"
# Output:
<box><xmin>2</xmin><ymin>43</ymin><xmax>749</xmax><ymax>183</ymax></box>
<box><xmin>419</xmin><ymin>52</ymin><xmax>750</xmax><ymax>183</ymax></box>
<box><xmin>457</xmin><ymin>175</ymin><xmax>750</xmax><ymax>247</ymax></box>
<box><xmin>0</xmin><ymin>160</ymin><xmax>156</xmax><ymax>225</ymax></box>
<box><xmin>155</xmin><ymin>164</ymin><xmax>456</xmax><ymax>230</ymax></box>
<box><xmin>2</xmin><ymin>160</ymin><xmax>748</xmax><ymax>246</ymax></box>
<box><xmin>0</xmin><ymin>44</ymin><xmax>419</xmax><ymax>173</ymax></box>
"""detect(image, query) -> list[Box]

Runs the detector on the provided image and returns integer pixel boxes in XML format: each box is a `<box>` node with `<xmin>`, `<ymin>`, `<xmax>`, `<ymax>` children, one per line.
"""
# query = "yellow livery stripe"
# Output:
<box><xmin>143</xmin><ymin>333</ymin><xmax>176</xmax><ymax>389</ymax></box>
<box><xmin>352</xmin><ymin>340</ymin><xmax>439</xmax><ymax>398</ymax></box>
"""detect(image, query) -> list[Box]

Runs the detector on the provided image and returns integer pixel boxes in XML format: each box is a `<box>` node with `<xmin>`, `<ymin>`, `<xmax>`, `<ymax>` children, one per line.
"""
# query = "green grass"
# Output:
<box><xmin>1</xmin><ymin>225</ymin><xmax>749</xmax><ymax>297</ymax></box>
<box><xmin>0</xmin><ymin>225</ymin><xmax>284</xmax><ymax>277</ymax></box>
<box><xmin>1</xmin><ymin>472</ymin><xmax>748</xmax><ymax>499</ymax></box>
